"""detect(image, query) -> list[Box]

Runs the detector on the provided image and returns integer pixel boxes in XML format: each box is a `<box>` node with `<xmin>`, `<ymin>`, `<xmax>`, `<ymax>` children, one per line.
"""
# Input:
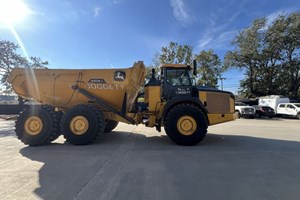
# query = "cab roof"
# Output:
<box><xmin>160</xmin><ymin>64</ymin><xmax>188</xmax><ymax>68</ymax></box>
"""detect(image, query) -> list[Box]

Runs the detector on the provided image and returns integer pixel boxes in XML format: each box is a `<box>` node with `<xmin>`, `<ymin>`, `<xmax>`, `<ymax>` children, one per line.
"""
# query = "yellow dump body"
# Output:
<box><xmin>8</xmin><ymin>61</ymin><xmax>146</xmax><ymax>116</ymax></box>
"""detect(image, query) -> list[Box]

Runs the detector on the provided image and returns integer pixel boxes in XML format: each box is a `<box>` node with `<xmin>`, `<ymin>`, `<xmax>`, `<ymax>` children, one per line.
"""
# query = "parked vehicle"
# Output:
<box><xmin>277</xmin><ymin>103</ymin><xmax>300</xmax><ymax>119</ymax></box>
<box><xmin>235</xmin><ymin>102</ymin><xmax>255</xmax><ymax>118</ymax></box>
<box><xmin>253</xmin><ymin>105</ymin><xmax>275</xmax><ymax>118</ymax></box>
<box><xmin>258</xmin><ymin>95</ymin><xmax>290</xmax><ymax>114</ymax></box>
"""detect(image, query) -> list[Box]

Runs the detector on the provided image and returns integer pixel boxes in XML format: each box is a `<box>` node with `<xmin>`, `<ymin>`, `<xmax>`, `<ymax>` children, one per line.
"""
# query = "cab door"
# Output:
<box><xmin>162</xmin><ymin>68</ymin><xmax>198</xmax><ymax>100</ymax></box>
<box><xmin>286</xmin><ymin>104</ymin><xmax>297</xmax><ymax>116</ymax></box>
<box><xmin>277</xmin><ymin>104</ymin><xmax>286</xmax><ymax>114</ymax></box>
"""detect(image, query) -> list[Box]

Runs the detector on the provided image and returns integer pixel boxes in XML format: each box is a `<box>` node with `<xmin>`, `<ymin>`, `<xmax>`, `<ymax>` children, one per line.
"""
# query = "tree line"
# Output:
<box><xmin>1</xmin><ymin>12</ymin><xmax>299</xmax><ymax>98</ymax></box>
<box><xmin>224</xmin><ymin>12</ymin><xmax>300</xmax><ymax>98</ymax></box>
<box><xmin>149</xmin><ymin>41</ymin><xmax>226</xmax><ymax>88</ymax></box>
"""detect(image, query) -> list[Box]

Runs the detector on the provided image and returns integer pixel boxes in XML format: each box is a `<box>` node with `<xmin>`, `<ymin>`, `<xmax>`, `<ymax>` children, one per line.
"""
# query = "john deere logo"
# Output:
<box><xmin>114</xmin><ymin>71</ymin><xmax>126</xmax><ymax>82</ymax></box>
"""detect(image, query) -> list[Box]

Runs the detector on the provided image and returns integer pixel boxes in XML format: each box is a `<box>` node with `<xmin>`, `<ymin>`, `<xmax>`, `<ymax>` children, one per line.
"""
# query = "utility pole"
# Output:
<box><xmin>219</xmin><ymin>77</ymin><xmax>226</xmax><ymax>90</ymax></box>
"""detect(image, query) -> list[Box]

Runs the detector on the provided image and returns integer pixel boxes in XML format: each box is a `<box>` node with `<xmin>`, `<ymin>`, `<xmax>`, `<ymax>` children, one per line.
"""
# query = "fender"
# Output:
<box><xmin>161</xmin><ymin>97</ymin><xmax>208</xmax><ymax>123</ymax></box>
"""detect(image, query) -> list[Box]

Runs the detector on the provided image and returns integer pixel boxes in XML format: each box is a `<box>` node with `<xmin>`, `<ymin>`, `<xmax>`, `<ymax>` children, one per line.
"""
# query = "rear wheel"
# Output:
<box><xmin>297</xmin><ymin>112</ymin><xmax>300</xmax><ymax>120</ymax></box>
<box><xmin>255</xmin><ymin>113</ymin><xmax>261</xmax><ymax>118</ymax></box>
<box><xmin>43</xmin><ymin>106</ymin><xmax>63</xmax><ymax>142</ymax></box>
<box><xmin>61</xmin><ymin>104</ymin><xmax>105</xmax><ymax>145</ymax></box>
<box><xmin>104</xmin><ymin>120</ymin><xmax>119</xmax><ymax>133</ymax></box>
<box><xmin>15</xmin><ymin>105</ymin><xmax>61</xmax><ymax>146</ymax></box>
<box><xmin>164</xmin><ymin>104</ymin><xmax>207</xmax><ymax>146</ymax></box>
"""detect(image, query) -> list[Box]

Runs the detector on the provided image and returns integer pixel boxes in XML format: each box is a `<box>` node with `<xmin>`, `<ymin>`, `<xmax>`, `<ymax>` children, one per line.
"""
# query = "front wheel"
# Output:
<box><xmin>235</xmin><ymin>110</ymin><xmax>240</xmax><ymax>118</ymax></box>
<box><xmin>164</xmin><ymin>104</ymin><xmax>208</xmax><ymax>146</ymax></box>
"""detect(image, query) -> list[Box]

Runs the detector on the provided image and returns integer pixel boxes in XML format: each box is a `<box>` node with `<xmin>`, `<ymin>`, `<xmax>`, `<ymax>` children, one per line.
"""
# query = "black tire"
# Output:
<box><xmin>61</xmin><ymin>104</ymin><xmax>105</xmax><ymax>145</ymax></box>
<box><xmin>164</xmin><ymin>104</ymin><xmax>208</xmax><ymax>146</ymax></box>
<box><xmin>104</xmin><ymin>120</ymin><xmax>119</xmax><ymax>133</ymax></box>
<box><xmin>15</xmin><ymin>105</ymin><xmax>61</xmax><ymax>146</ymax></box>
<box><xmin>297</xmin><ymin>112</ymin><xmax>300</xmax><ymax>120</ymax></box>
<box><xmin>235</xmin><ymin>110</ymin><xmax>240</xmax><ymax>118</ymax></box>
<box><xmin>49</xmin><ymin>109</ymin><xmax>63</xmax><ymax>141</ymax></box>
<box><xmin>255</xmin><ymin>113</ymin><xmax>261</xmax><ymax>118</ymax></box>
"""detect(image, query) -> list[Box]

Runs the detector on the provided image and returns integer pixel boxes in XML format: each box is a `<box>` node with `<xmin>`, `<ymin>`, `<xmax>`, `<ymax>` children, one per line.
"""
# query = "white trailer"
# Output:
<box><xmin>258</xmin><ymin>95</ymin><xmax>290</xmax><ymax>114</ymax></box>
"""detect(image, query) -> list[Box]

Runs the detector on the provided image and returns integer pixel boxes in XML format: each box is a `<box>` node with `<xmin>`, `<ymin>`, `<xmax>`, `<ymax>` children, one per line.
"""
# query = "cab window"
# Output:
<box><xmin>166</xmin><ymin>69</ymin><xmax>191</xmax><ymax>86</ymax></box>
<box><xmin>287</xmin><ymin>105</ymin><xmax>295</xmax><ymax>109</ymax></box>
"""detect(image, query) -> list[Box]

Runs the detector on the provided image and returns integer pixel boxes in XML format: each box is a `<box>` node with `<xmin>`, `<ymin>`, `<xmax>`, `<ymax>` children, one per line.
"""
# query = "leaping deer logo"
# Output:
<box><xmin>114</xmin><ymin>71</ymin><xmax>126</xmax><ymax>82</ymax></box>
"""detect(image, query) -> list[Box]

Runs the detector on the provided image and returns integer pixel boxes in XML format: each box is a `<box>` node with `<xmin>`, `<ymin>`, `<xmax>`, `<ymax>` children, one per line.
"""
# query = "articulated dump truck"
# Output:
<box><xmin>8</xmin><ymin>61</ymin><xmax>236</xmax><ymax>146</ymax></box>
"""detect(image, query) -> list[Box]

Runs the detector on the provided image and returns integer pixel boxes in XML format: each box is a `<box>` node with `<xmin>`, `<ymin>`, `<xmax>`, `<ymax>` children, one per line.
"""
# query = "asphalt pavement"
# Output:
<box><xmin>0</xmin><ymin>117</ymin><xmax>300</xmax><ymax>200</ymax></box>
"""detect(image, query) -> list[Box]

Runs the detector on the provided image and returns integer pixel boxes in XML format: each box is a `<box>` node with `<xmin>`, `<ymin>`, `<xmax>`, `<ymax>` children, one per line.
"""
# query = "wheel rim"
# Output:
<box><xmin>70</xmin><ymin>116</ymin><xmax>89</xmax><ymax>135</ymax></box>
<box><xmin>177</xmin><ymin>116</ymin><xmax>197</xmax><ymax>136</ymax></box>
<box><xmin>24</xmin><ymin>116</ymin><xmax>43</xmax><ymax>136</ymax></box>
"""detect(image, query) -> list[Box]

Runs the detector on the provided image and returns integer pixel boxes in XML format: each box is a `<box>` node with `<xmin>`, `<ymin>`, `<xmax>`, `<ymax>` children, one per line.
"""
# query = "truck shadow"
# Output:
<box><xmin>19</xmin><ymin>131</ymin><xmax>300</xmax><ymax>200</ymax></box>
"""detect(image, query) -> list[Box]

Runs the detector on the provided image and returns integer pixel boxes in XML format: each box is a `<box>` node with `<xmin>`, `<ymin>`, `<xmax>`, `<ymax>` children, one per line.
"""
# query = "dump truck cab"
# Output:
<box><xmin>143</xmin><ymin>62</ymin><xmax>200</xmax><ymax>125</ymax></box>
<box><xmin>142</xmin><ymin>61</ymin><xmax>236</xmax><ymax>145</ymax></box>
<box><xmin>161</xmin><ymin>64</ymin><xmax>198</xmax><ymax>100</ymax></box>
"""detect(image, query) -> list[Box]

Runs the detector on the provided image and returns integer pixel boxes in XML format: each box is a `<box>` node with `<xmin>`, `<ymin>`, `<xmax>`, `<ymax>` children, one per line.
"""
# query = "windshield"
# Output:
<box><xmin>166</xmin><ymin>68</ymin><xmax>192</xmax><ymax>86</ymax></box>
<box><xmin>294</xmin><ymin>104</ymin><xmax>300</xmax><ymax>107</ymax></box>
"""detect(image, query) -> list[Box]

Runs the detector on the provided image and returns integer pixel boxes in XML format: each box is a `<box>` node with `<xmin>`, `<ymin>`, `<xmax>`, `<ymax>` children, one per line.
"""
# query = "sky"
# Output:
<box><xmin>0</xmin><ymin>0</ymin><xmax>299</xmax><ymax>94</ymax></box>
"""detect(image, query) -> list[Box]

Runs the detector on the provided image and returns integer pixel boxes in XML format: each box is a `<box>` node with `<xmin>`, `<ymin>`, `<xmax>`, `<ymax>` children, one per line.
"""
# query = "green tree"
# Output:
<box><xmin>154</xmin><ymin>41</ymin><xmax>193</xmax><ymax>65</ymax></box>
<box><xmin>195</xmin><ymin>50</ymin><xmax>225</xmax><ymax>87</ymax></box>
<box><xmin>0</xmin><ymin>40</ymin><xmax>48</xmax><ymax>92</ymax></box>
<box><xmin>154</xmin><ymin>42</ymin><xmax>227</xmax><ymax>88</ymax></box>
<box><xmin>277</xmin><ymin>13</ymin><xmax>300</xmax><ymax>98</ymax></box>
<box><xmin>225</xmin><ymin>12</ymin><xmax>300</xmax><ymax>98</ymax></box>
<box><xmin>224</xmin><ymin>18</ymin><xmax>266</xmax><ymax>97</ymax></box>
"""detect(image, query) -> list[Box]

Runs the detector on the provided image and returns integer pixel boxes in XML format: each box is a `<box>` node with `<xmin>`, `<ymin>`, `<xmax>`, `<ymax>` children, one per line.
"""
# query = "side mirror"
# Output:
<box><xmin>151</xmin><ymin>68</ymin><xmax>155</xmax><ymax>79</ymax></box>
<box><xmin>193</xmin><ymin>60</ymin><xmax>197</xmax><ymax>76</ymax></box>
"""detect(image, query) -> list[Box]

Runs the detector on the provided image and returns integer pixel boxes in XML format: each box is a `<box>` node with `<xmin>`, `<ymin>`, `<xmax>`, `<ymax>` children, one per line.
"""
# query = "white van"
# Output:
<box><xmin>277</xmin><ymin>103</ymin><xmax>300</xmax><ymax>119</ymax></box>
<box><xmin>258</xmin><ymin>95</ymin><xmax>290</xmax><ymax>114</ymax></box>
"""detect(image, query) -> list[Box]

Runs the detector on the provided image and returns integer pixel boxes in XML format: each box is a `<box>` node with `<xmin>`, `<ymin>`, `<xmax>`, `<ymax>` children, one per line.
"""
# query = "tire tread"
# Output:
<box><xmin>164</xmin><ymin>103</ymin><xmax>207</xmax><ymax>146</ymax></box>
